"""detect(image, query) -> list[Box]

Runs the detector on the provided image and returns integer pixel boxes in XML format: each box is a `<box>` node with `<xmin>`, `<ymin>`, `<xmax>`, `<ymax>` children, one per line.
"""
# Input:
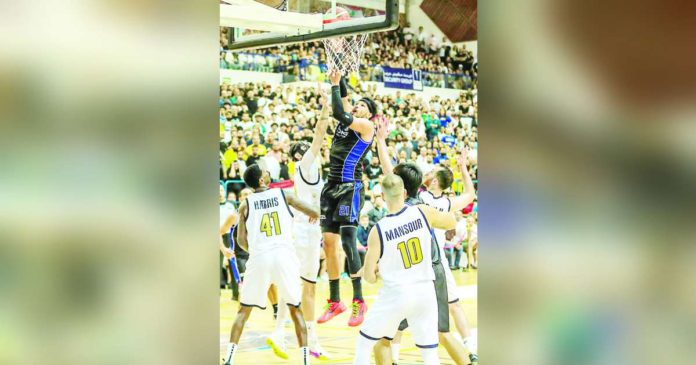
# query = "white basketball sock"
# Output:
<box><xmin>300</xmin><ymin>346</ymin><xmax>310</xmax><ymax>365</ymax></box>
<box><xmin>306</xmin><ymin>321</ymin><xmax>318</xmax><ymax>345</ymax></box>
<box><xmin>420</xmin><ymin>347</ymin><xmax>440</xmax><ymax>365</ymax></box>
<box><xmin>352</xmin><ymin>335</ymin><xmax>376</xmax><ymax>365</ymax></box>
<box><xmin>462</xmin><ymin>336</ymin><xmax>474</xmax><ymax>352</ymax></box>
<box><xmin>275</xmin><ymin>298</ymin><xmax>288</xmax><ymax>333</ymax></box>
<box><xmin>391</xmin><ymin>343</ymin><xmax>401</xmax><ymax>363</ymax></box>
<box><xmin>224</xmin><ymin>343</ymin><xmax>237</xmax><ymax>364</ymax></box>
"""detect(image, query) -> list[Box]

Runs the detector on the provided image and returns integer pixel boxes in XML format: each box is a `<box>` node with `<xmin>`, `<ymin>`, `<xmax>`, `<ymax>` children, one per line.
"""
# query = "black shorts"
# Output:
<box><xmin>320</xmin><ymin>181</ymin><xmax>365</xmax><ymax>234</ymax></box>
<box><xmin>398</xmin><ymin>261</ymin><xmax>450</xmax><ymax>333</ymax></box>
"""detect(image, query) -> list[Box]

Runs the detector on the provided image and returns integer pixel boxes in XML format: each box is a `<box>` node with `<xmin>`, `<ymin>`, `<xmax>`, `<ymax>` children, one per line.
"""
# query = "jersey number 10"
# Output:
<box><xmin>260</xmin><ymin>211</ymin><xmax>281</xmax><ymax>237</ymax></box>
<box><xmin>397</xmin><ymin>238</ymin><xmax>423</xmax><ymax>269</ymax></box>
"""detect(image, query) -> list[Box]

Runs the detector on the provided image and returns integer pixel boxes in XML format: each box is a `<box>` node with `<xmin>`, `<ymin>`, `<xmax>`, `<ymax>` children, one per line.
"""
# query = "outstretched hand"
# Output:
<box><xmin>457</xmin><ymin>145</ymin><xmax>470</xmax><ymax>168</ymax></box>
<box><xmin>375</xmin><ymin>116</ymin><xmax>389</xmax><ymax>140</ymax></box>
<box><xmin>317</xmin><ymin>83</ymin><xmax>329</xmax><ymax>107</ymax></box>
<box><xmin>328</xmin><ymin>68</ymin><xmax>341</xmax><ymax>86</ymax></box>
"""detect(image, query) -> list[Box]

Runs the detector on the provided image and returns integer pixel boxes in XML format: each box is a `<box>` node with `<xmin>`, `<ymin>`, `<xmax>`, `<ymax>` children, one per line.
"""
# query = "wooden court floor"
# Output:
<box><xmin>220</xmin><ymin>270</ymin><xmax>477</xmax><ymax>365</ymax></box>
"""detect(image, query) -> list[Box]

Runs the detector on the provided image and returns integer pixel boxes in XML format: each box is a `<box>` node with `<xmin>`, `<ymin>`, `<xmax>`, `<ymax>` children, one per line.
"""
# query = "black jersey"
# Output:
<box><xmin>328</xmin><ymin>123</ymin><xmax>373</xmax><ymax>183</ymax></box>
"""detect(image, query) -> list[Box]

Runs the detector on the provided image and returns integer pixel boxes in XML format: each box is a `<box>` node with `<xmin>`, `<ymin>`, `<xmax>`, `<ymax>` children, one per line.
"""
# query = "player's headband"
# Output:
<box><xmin>290</xmin><ymin>141</ymin><xmax>310</xmax><ymax>159</ymax></box>
<box><xmin>359</xmin><ymin>97</ymin><xmax>377</xmax><ymax>118</ymax></box>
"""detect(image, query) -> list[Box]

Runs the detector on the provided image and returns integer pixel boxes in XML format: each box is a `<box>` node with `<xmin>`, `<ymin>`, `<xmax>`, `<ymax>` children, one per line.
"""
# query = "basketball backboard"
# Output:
<box><xmin>221</xmin><ymin>0</ymin><xmax>401</xmax><ymax>51</ymax></box>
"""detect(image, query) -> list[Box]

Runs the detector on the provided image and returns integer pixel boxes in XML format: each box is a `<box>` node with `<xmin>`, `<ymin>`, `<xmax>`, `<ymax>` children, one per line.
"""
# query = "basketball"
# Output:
<box><xmin>323</xmin><ymin>6</ymin><xmax>351</xmax><ymax>24</ymax></box>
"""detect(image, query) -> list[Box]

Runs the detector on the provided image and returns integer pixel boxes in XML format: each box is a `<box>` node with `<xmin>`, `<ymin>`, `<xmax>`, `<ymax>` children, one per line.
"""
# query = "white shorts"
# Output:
<box><xmin>240</xmin><ymin>249</ymin><xmax>302</xmax><ymax>309</ymax></box>
<box><xmin>293</xmin><ymin>222</ymin><xmax>322</xmax><ymax>283</ymax></box>
<box><xmin>359</xmin><ymin>281</ymin><xmax>438</xmax><ymax>348</ymax></box>
<box><xmin>443</xmin><ymin>263</ymin><xmax>460</xmax><ymax>303</ymax></box>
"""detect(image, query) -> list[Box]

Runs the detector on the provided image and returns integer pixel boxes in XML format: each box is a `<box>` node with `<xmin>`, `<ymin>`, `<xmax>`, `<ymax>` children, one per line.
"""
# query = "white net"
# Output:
<box><xmin>322</xmin><ymin>34</ymin><xmax>368</xmax><ymax>75</ymax></box>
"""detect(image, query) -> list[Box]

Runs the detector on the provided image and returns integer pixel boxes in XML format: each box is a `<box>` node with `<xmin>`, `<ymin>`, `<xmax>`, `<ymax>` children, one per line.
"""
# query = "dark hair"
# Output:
<box><xmin>243</xmin><ymin>164</ymin><xmax>263</xmax><ymax>189</ymax></box>
<box><xmin>434</xmin><ymin>166</ymin><xmax>454</xmax><ymax>190</ymax></box>
<box><xmin>393</xmin><ymin>162</ymin><xmax>423</xmax><ymax>199</ymax></box>
<box><xmin>289</xmin><ymin>141</ymin><xmax>311</xmax><ymax>161</ymax></box>
<box><xmin>359</xmin><ymin>97</ymin><xmax>377</xmax><ymax>118</ymax></box>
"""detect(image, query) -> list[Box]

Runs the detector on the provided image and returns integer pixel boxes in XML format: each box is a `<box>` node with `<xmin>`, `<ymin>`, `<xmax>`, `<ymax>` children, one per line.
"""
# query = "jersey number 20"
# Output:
<box><xmin>260</xmin><ymin>212</ymin><xmax>281</xmax><ymax>237</ymax></box>
<box><xmin>397</xmin><ymin>238</ymin><xmax>423</xmax><ymax>269</ymax></box>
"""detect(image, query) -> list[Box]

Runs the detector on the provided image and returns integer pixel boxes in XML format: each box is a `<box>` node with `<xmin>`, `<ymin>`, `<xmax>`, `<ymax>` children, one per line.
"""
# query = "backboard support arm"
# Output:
<box><xmin>225</xmin><ymin>0</ymin><xmax>400</xmax><ymax>51</ymax></box>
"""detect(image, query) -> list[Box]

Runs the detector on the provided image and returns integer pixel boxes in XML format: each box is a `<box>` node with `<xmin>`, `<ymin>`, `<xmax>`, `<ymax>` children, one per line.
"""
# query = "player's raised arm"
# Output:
<box><xmin>417</xmin><ymin>204</ymin><xmax>457</xmax><ymax>231</ymax></box>
<box><xmin>299</xmin><ymin>85</ymin><xmax>331</xmax><ymax>172</ymax></box>
<box><xmin>284</xmin><ymin>190</ymin><xmax>320</xmax><ymax>220</ymax></box>
<box><xmin>375</xmin><ymin>117</ymin><xmax>394</xmax><ymax>174</ymax></box>
<box><xmin>448</xmin><ymin>147</ymin><xmax>476</xmax><ymax>212</ymax></box>
<box><xmin>235</xmin><ymin>200</ymin><xmax>249</xmax><ymax>252</ymax></box>
<box><xmin>328</xmin><ymin>69</ymin><xmax>373</xmax><ymax>137</ymax></box>
<box><xmin>339</xmin><ymin>76</ymin><xmax>353</xmax><ymax>114</ymax></box>
<box><xmin>363</xmin><ymin>226</ymin><xmax>381</xmax><ymax>284</ymax></box>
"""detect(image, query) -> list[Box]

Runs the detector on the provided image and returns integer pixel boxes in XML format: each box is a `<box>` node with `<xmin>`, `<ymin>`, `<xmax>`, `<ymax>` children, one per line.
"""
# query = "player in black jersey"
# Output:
<box><xmin>317</xmin><ymin>69</ymin><xmax>377</xmax><ymax>327</ymax></box>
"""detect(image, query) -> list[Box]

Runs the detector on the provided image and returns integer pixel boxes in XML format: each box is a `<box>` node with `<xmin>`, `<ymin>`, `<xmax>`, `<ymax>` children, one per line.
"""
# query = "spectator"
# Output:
<box><xmin>417</xmin><ymin>26</ymin><xmax>427</xmax><ymax>44</ymax></box>
<box><xmin>219</xmin><ymin>149</ymin><xmax>227</xmax><ymax>180</ymax></box>
<box><xmin>261</xmin><ymin>153</ymin><xmax>280</xmax><ymax>180</ymax></box>
<box><xmin>278</xmin><ymin>153</ymin><xmax>291</xmax><ymax>181</ymax></box>
<box><xmin>367</xmin><ymin>196</ymin><xmax>388</xmax><ymax>231</ymax></box>
<box><xmin>245</xmin><ymin>145</ymin><xmax>262</xmax><ymax>166</ymax></box>
<box><xmin>357</xmin><ymin>214</ymin><xmax>371</xmax><ymax>249</ymax></box>
<box><xmin>267</xmin><ymin>141</ymin><xmax>283</xmax><ymax>161</ymax></box>
<box><xmin>365</xmin><ymin>157</ymin><xmax>383</xmax><ymax>188</ymax></box>
<box><xmin>224</xmin><ymin>160</ymin><xmax>246</xmax><ymax>197</ymax></box>
<box><xmin>360</xmin><ymin>195</ymin><xmax>374</xmax><ymax>217</ymax></box>
<box><xmin>244</xmin><ymin>135</ymin><xmax>267</xmax><ymax>157</ymax></box>
<box><xmin>245</xmin><ymin>90</ymin><xmax>258</xmax><ymax>115</ymax></box>
<box><xmin>424</xmin><ymin>112</ymin><xmax>441</xmax><ymax>141</ymax></box>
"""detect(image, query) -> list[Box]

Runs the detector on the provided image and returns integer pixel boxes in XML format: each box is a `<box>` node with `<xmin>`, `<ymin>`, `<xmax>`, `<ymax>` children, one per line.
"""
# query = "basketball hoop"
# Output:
<box><xmin>320</xmin><ymin>6</ymin><xmax>367</xmax><ymax>75</ymax></box>
<box><xmin>322</xmin><ymin>34</ymin><xmax>368</xmax><ymax>75</ymax></box>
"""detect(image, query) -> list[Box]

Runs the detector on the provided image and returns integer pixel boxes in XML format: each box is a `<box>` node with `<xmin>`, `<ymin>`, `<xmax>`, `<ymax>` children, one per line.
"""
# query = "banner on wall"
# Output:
<box><xmin>383</xmin><ymin>67</ymin><xmax>423</xmax><ymax>91</ymax></box>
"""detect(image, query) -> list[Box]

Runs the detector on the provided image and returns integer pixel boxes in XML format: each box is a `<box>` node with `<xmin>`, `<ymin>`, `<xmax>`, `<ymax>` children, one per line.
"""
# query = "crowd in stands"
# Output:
<box><xmin>219</xmin><ymin>81</ymin><xmax>477</xmax><ymax>193</ymax></box>
<box><xmin>219</xmin><ymin>20</ymin><xmax>477</xmax><ymax>89</ymax></box>
<box><xmin>219</xmin><ymin>80</ymin><xmax>478</xmax><ymax>245</ymax></box>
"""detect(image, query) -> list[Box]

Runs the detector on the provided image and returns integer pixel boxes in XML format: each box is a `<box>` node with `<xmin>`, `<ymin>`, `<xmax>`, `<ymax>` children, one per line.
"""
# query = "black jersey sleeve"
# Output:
<box><xmin>331</xmin><ymin>85</ymin><xmax>353</xmax><ymax>127</ymax></box>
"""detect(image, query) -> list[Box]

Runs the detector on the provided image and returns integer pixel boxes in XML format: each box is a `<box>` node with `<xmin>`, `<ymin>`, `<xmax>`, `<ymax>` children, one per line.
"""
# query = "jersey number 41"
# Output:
<box><xmin>260</xmin><ymin>212</ymin><xmax>282</xmax><ymax>237</ymax></box>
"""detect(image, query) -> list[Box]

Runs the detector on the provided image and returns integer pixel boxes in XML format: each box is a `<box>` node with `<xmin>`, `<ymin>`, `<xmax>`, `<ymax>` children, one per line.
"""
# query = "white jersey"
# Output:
<box><xmin>293</xmin><ymin>160</ymin><xmax>323</xmax><ymax>224</ymax></box>
<box><xmin>244</xmin><ymin>188</ymin><xmax>295</xmax><ymax>256</ymax></box>
<box><xmin>419</xmin><ymin>190</ymin><xmax>451</xmax><ymax>254</ymax></box>
<box><xmin>375</xmin><ymin>205</ymin><xmax>435</xmax><ymax>286</ymax></box>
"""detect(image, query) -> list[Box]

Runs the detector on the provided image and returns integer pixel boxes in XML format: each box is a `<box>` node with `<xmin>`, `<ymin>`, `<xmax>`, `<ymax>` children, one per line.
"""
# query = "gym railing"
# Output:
<box><xmin>220</xmin><ymin>52</ymin><xmax>475</xmax><ymax>90</ymax></box>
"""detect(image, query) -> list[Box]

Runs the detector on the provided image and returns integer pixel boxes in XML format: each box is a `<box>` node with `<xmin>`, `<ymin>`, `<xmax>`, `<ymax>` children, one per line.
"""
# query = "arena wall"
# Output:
<box><xmin>406</xmin><ymin>0</ymin><xmax>477</xmax><ymax>59</ymax></box>
<box><xmin>284</xmin><ymin>80</ymin><xmax>465</xmax><ymax>100</ymax></box>
<box><xmin>220</xmin><ymin>71</ymin><xmax>467</xmax><ymax>100</ymax></box>
<box><xmin>219</xmin><ymin>69</ymin><xmax>283</xmax><ymax>85</ymax></box>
